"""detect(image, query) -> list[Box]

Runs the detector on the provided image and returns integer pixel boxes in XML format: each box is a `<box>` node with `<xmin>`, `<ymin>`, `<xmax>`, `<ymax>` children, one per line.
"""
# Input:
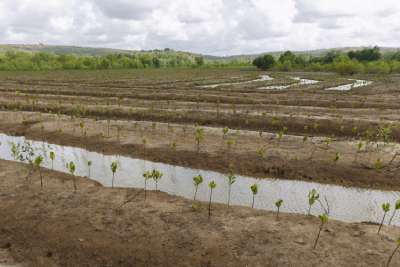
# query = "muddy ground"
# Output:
<box><xmin>1</xmin><ymin>69</ymin><xmax>400</xmax><ymax>266</ymax></box>
<box><xmin>1</xmin><ymin>159</ymin><xmax>400</xmax><ymax>267</ymax></box>
<box><xmin>1</xmin><ymin>110</ymin><xmax>399</xmax><ymax>190</ymax></box>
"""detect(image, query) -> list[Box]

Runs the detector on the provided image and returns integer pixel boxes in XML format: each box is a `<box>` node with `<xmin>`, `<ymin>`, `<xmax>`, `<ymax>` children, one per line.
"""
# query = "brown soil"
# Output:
<box><xmin>1</xmin><ymin>109</ymin><xmax>399</xmax><ymax>190</ymax></box>
<box><xmin>1</xmin><ymin>159</ymin><xmax>400</xmax><ymax>266</ymax></box>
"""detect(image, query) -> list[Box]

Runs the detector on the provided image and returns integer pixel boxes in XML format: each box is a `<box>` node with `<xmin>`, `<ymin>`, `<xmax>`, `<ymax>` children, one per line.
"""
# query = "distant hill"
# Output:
<box><xmin>0</xmin><ymin>44</ymin><xmax>398</xmax><ymax>61</ymax></box>
<box><xmin>203</xmin><ymin>47</ymin><xmax>400</xmax><ymax>61</ymax></box>
<box><xmin>0</xmin><ymin>44</ymin><xmax>200</xmax><ymax>60</ymax></box>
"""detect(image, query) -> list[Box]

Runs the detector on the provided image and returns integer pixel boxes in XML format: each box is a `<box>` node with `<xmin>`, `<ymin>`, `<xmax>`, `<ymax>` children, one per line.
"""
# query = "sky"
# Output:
<box><xmin>0</xmin><ymin>0</ymin><xmax>399</xmax><ymax>56</ymax></box>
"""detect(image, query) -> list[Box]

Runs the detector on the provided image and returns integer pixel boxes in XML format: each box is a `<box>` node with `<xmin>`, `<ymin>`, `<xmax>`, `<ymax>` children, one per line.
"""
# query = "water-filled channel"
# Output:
<box><xmin>198</xmin><ymin>75</ymin><xmax>274</xmax><ymax>88</ymax></box>
<box><xmin>0</xmin><ymin>134</ymin><xmax>399</xmax><ymax>225</ymax></box>
<box><xmin>325</xmin><ymin>79</ymin><xmax>373</xmax><ymax>91</ymax></box>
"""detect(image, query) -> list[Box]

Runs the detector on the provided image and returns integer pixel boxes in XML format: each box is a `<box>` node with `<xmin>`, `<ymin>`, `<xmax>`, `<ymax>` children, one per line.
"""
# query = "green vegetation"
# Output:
<box><xmin>313</xmin><ymin>214</ymin><xmax>328</xmax><ymax>250</ymax></box>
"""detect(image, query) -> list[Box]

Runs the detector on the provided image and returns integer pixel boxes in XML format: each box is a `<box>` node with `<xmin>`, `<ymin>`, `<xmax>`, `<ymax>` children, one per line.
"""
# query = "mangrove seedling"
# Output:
<box><xmin>152</xmin><ymin>122</ymin><xmax>156</xmax><ymax>139</ymax></box>
<box><xmin>172</xmin><ymin>141</ymin><xmax>176</xmax><ymax>162</ymax></box>
<box><xmin>378</xmin><ymin>203</ymin><xmax>390</xmax><ymax>235</ymax></box>
<box><xmin>251</xmin><ymin>183</ymin><xmax>258</xmax><ymax>208</ymax></box>
<box><xmin>311</xmin><ymin>123</ymin><xmax>318</xmax><ymax>142</ymax></box>
<box><xmin>386</xmin><ymin>237</ymin><xmax>400</xmax><ymax>267</ymax></box>
<box><xmin>66</xmin><ymin>162</ymin><xmax>76</xmax><ymax>193</ymax></box>
<box><xmin>193</xmin><ymin>205</ymin><xmax>199</xmax><ymax>212</ymax></box>
<box><xmin>308</xmin><ymin>189</ymin><xmax>320</xmax><ymax>215</ymax></box>
<box><xmin>88</xmin><ymin>161</ymin><xmax>92</xmax><ymax>179</ymax></box>
<box><xmin>275</xmin><ymin>199</ymin><xmax>283</xmax><ymax>220</ymax></box>
<box><xmin>371</xmin><ymin>158</ymin><xmax>382</xmax><ymax>187</ymax></box>
<box><xmin>143</xmin><ymin>171</ymin><xmax>152</xmax><ymax>200</ymax></box>
<box><xmin>353</xmin><ymin>142</ymin><xmax>363</xmax><ymax>163</ymax></box>
<box><xmin>152</xmin><ymin>170</ymin><xmax>163</xmax><ymax>190</ymax></box>
<box><xmin>325</xmin><ymin>138</ymin><xmax>331</xmax><ymax>154</ymax></box>
<box><xmin>313</xmin><ymin>214</ymin><xmax>328</xmax><ymax>250</ymax></box>
<box><xmin>107</xmin><ymin>119</ymin><xmax>110</xmax><ymax>134</ymax></box>
<box><xmin>116</xmin><ymin>133</ymin><xmax>120</xmax><ymax>142</ymax></box>
<box><xmin>388</xmin><ymin>200</ymin><xmax>400</xmax><ymax>225</ymax></box>
<box><xmin>235</xmin><ymin>130</ymin><xmax>239</xmax><ymax>148</ymax></box>
<box><xmin>222</xmin><ymin>126</ymin><xmax>228</xmax><ymax>146</ymax></box>
<box><xmin>277</xmin><ymin>131</ymin><xmax>283</xmax><ymax>148</ymax></box>
<box><xmin>195</xmin><ymin>129</ymin><xmax>204</xmax><ymax>153</ymax></box>
<box><xmin>227</xmin><ymin>163</ymin><xmax>236</xmax><ymax>210</ymax></box>
<box><xmin>227</xmin><ymin>140</ymin><xmax>233</xmax><ymax>160</ymax></box>
<box><xmin>302</xmin><ymin>136</ymin><xmax>308</xmax><ymax>147</ymax></box>
<box><xmin>193</xmin><ymin>174</ymin><xmax>203</xmax><ymax>200</ymax></box>
<box><xmin>183</xmin><ymin>126</ymin><xmax>186</xmax><ymax>139</ymax></box>
<box><xmin>208</xmin><ymin>181</ymin><xmax>217</xmax><ymax>219</ymax></box>
<box><xmin>34</xmin><ymin>155</ymin><xmax>43</xmax><ymax>189</ymax></box>
<box><xmin>110</xmin><ymin>162</ymin><xmax>118</xmax><ymax>188</ymax></box>
<box><xmin>332</xmin><ymin>152</ymin><xmax>340</xmax><ymax>179</ymax></box>
<box><xmin>49</xmin><ymin>152</ymin><xmax>55</xmax><ymax>170</ymax></box>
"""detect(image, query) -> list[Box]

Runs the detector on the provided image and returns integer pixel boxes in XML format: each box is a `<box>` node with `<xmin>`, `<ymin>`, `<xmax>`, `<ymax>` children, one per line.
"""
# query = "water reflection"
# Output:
<box><xmin>0</xmin><ymin>134</ymin><xmax>399</xmax><ymax>225</ymax></box>
<box><xmin>325</xmin><ymin>79</ymin><xmax>373</xmax><ymax>91</ymax></box>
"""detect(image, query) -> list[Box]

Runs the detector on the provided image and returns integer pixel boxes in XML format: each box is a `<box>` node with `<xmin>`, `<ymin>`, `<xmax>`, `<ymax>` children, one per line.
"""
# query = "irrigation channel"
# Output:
<box><xmin>1</xmin><ymin>133</ymin><xmax>399</xmax><ymax>225</ymax></box>
<box><xmin>199</xmin><ymin>75</ymin><xmax>373</xmax><ymax>91</ymax></box>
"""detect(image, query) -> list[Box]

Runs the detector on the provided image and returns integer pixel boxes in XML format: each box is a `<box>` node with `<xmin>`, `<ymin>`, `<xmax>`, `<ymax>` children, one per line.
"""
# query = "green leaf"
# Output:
<box><xmin>318</xmin><ymin>214</ymin><xmax>328</xmax><ymax>224</ymax></box>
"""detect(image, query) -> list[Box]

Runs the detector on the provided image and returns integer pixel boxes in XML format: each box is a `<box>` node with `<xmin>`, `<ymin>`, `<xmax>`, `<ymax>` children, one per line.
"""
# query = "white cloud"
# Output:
<box><xmin>0</xmin><ymin>0</ymin><xmax>399</xmax><ymax>55</ymax></box>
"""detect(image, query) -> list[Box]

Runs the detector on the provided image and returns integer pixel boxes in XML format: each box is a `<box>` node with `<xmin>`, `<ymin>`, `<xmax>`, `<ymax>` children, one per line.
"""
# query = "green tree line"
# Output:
<box><xmin>253</xmin><ymin>46</ymin><xmax>400</xmax><ymax>75</ymax></box>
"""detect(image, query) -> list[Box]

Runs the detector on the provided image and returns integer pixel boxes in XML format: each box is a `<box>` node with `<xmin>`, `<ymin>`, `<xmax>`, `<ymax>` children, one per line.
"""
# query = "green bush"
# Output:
<box><xmin>365</xmin><ymin>59</ymin><xmax>390</xmax><ymax>75</ymax></box>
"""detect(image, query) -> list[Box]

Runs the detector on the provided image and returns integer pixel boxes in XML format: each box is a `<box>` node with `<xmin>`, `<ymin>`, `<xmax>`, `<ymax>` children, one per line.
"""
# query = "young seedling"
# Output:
<box><xmin>332</xmin><ymin>152</ymin><xmax>340</xmax><ymax>179</ymax></box>
<box><xmin>152</xmin><ymin>122</ymin><xmax>156</xmax><ymax>140</ymax></box>
<box><xmin>182</xmin><ymin>126</ymin><xmax>186</xmax><ymax>139</ymax></box>
<box><xmin>389</xmin><ymin>200</ymin><xmax>400</xmax><ymax>225</ymax></box>
<box><xmin>79</xmin><ymin>122</ymin><xmax>84</xmax><ymax>136</ymax></box>
<box><xmin>371</xmin><ymin>158</ymin><xmax>382</xmax><ymax>187</ymax></box>
<box><xmin>222</xmin><ymin>126</ymin><xmax>228</xmax><ymax>146</ymax></box>
<box><xmin>172</xmin><ymin>141</ymin><xmax>176</xmax><ymax>162</ymax></box>
<box><xmin>275</xmin><ymin>199</ymin><xmax>283</xmax><ymax>220</ymax></box>
<box><xmin>378</xmin><ymin>203</ymin><xmax>390</xmax><ymax>235</ymax></box>
<box><xmin>151</xmin><ymin>170</ymin><xmax>163</xmax><ymax>190</ymax></box>
<box><xmin>302</xmin><ymin>136</ymin><xmax>308</xmax><ymax>147</ymax></box>
<box><xmin>142</xmin><ymin>138</ymin><xmax>147</xmax><ymax>158</ymax></box>
<box><xmin>251</xmin><ymin>183</ymin><xmax>258</xmax><ymax>208</ymax></box>
<box><xmin>313</xmin><ymin>214</ymin><xmax>328</xmax><ymax>250</ymax></box>
<box><xmin>235</xmin><ymin>130</ymin><xmax>239</xmax><ymax>148</ymax></box>
<box><xmin>208</xmin><ymin>181</ymin><xmax>217</xmax><ymax>219</ymax></box>
<box><xmin>308</xmin><ymin>189</ymin><xmax>320</xmax><ymax>215</ymax></box>
<box><xmin>49</xmin><ymin>152</ymin><xmax>55</xmax><ymax>170</ymax></box>
<box><xmin>193</xmin><ymin>174</ymin><xmax>203</xmax><ymax>200</ymax></box>
<box><xmin>311</xmin><ymin>123</ymin><xmax>318</xmax><ymax>143</ymax></box>
<box><xmin>116</xmin><ymin>133</ymin><xmax>120</xmax><ymax>142</ymax></box>
<box><xmin>227</xmin><ymin>140</ymin><xmax>233</xmax><ymax>160</ymax></box>
<box><xmin>107</xmin><ymin>119</ymin><xmax>110</xmax><ymax>134</ymax></box>
<box><xmin>193</xmin><ymin>205</ymin><xmax>199</xmax><ymax>212</ymax></box>
<box><xmin>227</xmin><ymin>163</ymin><xmax>236</xmax><ymax>210</ymax></box>
<box><xmin>277</xmin><ymin>131</ymin><xmax>283</xmax><ymax>148</ymax></box>
<box><xmin>143</xmin><ymin>171</ymin><xmax>153</xmax><ymax>200</ymax></box>
<box><xmin>195</xmin><ymin>129</ymin><xmax>204</xmax><ymax>153</ymax></box>
<box><xmin>34</xmin><ymin>155</ymin><xmax>43</xmax><ymax>189</ymax></box>
<box><xmin>353</xmin><ymin>142</ymin><xmax>363</xmax><ymax>163</ymax></box>
<box><xmin>386</xmin><ymin>237</ymin><xmax>400</xmax><ymax>267</ymax></box>
<box><xmin>66</xmin><ymin>162</ymin><xmax>76</xmax><ymax>193</ymax></box>
<box><xmin>88</xmin><ymin>161</ymin><xmax>92</xmax><ymax>179</ymax></box>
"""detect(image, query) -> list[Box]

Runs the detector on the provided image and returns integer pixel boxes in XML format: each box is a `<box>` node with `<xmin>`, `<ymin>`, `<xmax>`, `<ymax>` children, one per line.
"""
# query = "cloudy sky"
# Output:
<box><xmin>1</xmin><ymin>0</ymin><xmax>399</xmax><ymax>56</ymax></box>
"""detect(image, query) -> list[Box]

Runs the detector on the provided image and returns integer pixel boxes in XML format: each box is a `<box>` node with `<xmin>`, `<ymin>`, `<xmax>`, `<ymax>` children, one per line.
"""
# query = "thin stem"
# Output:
<box><xmin>388</xmin><ymin>210</ymin><xmax>397</xmax><ymax>226</ymax></box>
<box><xmin>387</xmin><ymin>245</ymin><xmax>399</xmax><ymax>267</ymax></box>
<box><xmin>313</xmin><ymin>221</ymin><xmax>323</xmax><ymax>250</ymax></box>
<box><xmin>194</xmin><ymin>186</ymin><xmax>198</xmax><ymax>200</ymax></box>
<box><xmin>208</xmin><ymin>188</ymin><xmax>213</xmax><ymax>219</ymax></box>
<box><xmin>378</xmin><ymin>211</ymin><xmax>387</xmax><ymax>235</ymax></box>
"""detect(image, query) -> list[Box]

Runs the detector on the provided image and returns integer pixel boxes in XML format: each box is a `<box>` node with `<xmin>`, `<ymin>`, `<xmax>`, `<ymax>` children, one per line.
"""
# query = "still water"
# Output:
<box><xmin>0</xmin><ymin>134</ymin><xmax>399</xmax><ymax>225</ymax></box>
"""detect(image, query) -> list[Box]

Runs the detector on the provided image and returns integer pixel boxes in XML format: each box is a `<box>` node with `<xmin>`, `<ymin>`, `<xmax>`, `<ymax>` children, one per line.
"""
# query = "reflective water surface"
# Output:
<box><xmin>325</xmin><ymin>79</ymin><xmax>373</xmax><ymax>91</ymax></box>
<box><xmin>0</xmin><ymin>134</ymin><xmax>399</xmax><ymax>225</ymax></box>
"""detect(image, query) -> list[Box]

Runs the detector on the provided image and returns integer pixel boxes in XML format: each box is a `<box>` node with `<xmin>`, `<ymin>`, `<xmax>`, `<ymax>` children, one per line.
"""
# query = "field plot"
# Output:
<box><xmin>0</xmin><ymin>69</ymin><xmax>399</xmax><ymax>188</ymax></box>
<box><xmin>2</xmin><ymin>68</ymin><xmax>400</xmax><ymax>266</ymax></box>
